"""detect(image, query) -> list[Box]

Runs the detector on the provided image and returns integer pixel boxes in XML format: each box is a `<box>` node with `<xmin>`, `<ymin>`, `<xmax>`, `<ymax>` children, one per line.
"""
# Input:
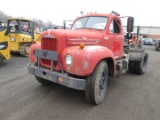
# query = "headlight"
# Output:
<box><xmin>65</xmin><ymin>55</ymin><xmax>72</xmax><ymax>65</ymax></box>
<box><xmin>10</xmin><ymin>37</ymin><xmax>16</xmax><ymax>42</ymax></box>
<box><xmin>0</xmin><ymin>45</ymin><xmax>5</xmax><ymax>49</ymax></box>
<box><xmin>23</xmin><ymin>38</ymin><xmax>27</xmax><ymax>41</ymax></box>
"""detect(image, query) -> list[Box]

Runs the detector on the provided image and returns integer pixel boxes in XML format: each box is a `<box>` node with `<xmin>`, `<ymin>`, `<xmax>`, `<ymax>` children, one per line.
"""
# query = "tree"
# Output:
<box><xmin>0</xmin><ymin>10</ymin><xmax>10</xmax><ymax>21</ymax></box>
<box><xmin>0</xmin><ymin>10</ymin><xmax>58</xmax><ymax>32</ymax></box>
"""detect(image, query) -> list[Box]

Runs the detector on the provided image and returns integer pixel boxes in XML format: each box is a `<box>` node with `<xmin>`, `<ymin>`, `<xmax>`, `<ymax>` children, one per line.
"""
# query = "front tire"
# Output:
<box><xmin>35</xmin><ymin>76</ymin><xmax>53</xmax><ymax>85</ymax></box>
<box><xmin>0</xmin><ymin>54</ymin><xmax>4</xmax><ymax>65</ymax></box>
<box><xmin>85</xmin><ymin>61</ymin><xmax>108</xmax><ymax>105</ymax></box>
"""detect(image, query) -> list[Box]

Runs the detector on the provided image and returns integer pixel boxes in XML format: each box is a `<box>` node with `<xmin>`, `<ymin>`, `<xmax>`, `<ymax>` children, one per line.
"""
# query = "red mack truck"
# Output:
<box><xmin>28</xmin><ymin>11</ymin><xmax>148</xmax><ymax>104</ymax></box>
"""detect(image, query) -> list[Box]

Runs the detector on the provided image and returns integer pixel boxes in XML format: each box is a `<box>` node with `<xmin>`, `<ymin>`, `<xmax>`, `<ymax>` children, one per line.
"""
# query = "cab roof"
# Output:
<box><xmin>76</xmin><ymin>13</ymin><xmax>120</xmax><ymax>19</ymax></box>
<box><xmin>8</xmin><ymin>18</ymin><xmax>33</xmax><ymax>22</ymax></box>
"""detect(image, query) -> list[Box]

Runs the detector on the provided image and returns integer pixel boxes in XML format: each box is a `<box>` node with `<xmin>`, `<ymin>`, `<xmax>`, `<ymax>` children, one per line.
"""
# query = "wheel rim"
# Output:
<box><xmin>99</xmin><ymin>69</ymin><xmax>107</xmax><ymax>97</ymax></box>
<box><xmin>25</xmin><ymin>46</ymin><xmax>30</xmax><ymax>54</ymax></box>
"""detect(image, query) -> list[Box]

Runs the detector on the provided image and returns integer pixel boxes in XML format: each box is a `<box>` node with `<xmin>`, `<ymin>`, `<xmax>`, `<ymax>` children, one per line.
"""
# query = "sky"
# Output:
<box><xmin>0</xmin><ymin>0</ymin><xmax>159</xmax><ymax>26</ymax></box>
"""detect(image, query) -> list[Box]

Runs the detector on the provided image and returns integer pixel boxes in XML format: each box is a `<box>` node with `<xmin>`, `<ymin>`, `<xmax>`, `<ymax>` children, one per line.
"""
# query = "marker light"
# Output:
<box><xmin>79</xmin><ymin>43</ymin><xmax>85</xmax><ymax>49</ymax></box>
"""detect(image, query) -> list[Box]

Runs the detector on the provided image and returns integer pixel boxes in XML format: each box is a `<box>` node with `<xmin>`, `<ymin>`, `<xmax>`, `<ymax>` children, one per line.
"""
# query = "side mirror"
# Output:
<box><xmin>127</xmin><ymin>17</ymin><xmax>134</xmax><ymax>33</ymax></box>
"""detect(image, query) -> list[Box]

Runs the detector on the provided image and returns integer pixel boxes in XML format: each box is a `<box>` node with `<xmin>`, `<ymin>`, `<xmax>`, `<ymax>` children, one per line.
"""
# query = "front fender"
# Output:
<box><xmin>61</xmin><ymin>45</ymin><xmax>115</xmax><ymax>76</ymax></box>
<box><xmin>29</xmin><ymin>43</ymin><xmax>41</xmax><ymax>62</ymax></box>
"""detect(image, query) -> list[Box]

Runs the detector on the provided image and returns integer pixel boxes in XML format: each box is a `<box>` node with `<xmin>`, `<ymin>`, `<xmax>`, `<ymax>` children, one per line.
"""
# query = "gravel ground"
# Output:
<box><xmin>0</xmin><ymin>45</ymin><xmax>160</xmax><ymax>120</ymax></box>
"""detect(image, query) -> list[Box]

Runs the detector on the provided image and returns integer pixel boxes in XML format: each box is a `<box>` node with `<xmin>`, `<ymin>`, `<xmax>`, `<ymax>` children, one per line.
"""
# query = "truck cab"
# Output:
<box><xmin>71</xmin><ymin>14</ymin><xmax>123</xmax><ymax>58</ymax></box>
<box><xmin>28</xmin><ymin>12</ymin><xmax>148</xmax><ymax>104</ymax></box>
<box><xmin>0</xmin><ymin>20</ymin><xmax>10</xmax><ymax>65</ymax></box>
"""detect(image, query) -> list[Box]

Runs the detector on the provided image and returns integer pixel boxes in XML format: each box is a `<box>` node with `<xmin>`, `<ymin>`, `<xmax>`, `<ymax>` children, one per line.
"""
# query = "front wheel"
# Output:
<box><xmin>0</xmin><ymin>54</ymin><xmax>4</xmax><ymax>65</ymax></box>
<box><xmin>85</xmin><ymin>61</ymin><xmax>108</xmax><ymax>105</ymax></box>
<box><xmin>35</xmin><ymin>76</ymin><xmax>53</xmax><ymax>85</ymax></box>
<box><xmin>20</xmin><ymin>44</ymin><xmax>31</xmax><ymax>56</ymax></box>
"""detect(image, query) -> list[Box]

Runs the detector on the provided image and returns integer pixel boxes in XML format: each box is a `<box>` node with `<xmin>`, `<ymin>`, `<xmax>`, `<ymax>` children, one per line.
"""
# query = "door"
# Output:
<box><xmin>107</xmin><ymin>19</ymin><xmax>123</xmax><ymax>59</ymax></box>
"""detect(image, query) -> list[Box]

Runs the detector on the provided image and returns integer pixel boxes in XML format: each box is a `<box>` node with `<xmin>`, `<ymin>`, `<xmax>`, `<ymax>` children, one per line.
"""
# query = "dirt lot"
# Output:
<box><xmin>0</xmin><ymin>45</ymin><xmax>160</xmax><ymax>120</ymax></box>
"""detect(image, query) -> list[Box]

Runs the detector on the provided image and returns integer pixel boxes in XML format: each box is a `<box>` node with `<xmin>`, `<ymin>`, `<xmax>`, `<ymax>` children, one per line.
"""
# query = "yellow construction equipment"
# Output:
<box><xmin>5</xmin><ymin>18</ymin><xmax>41</xmax><ymax>56</ymax></box>
<box><xmin>0</xmin><ymin>20</ymin><xmax>10</xmax><ymax>65</ymax></box>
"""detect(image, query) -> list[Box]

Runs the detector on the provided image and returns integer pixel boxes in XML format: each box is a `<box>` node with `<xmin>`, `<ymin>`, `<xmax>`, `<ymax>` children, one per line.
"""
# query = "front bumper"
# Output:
<box><xmin>28</xmin><ymin>64</ymin><xmax>86</xmax><ymax>90</ymax></box>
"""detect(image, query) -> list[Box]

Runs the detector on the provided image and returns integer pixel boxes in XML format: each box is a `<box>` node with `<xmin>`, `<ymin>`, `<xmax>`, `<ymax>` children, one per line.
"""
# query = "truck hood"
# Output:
<box><xmin>41</xmin><ymin>29</ymin><xmax>104</xmax><ymax>48</ymax></box>
<box><xmin>64</xmin><ymin>29</ymin><xmax>103</xmax><ymax>45</ymax></box>
<box><xmin>45</xmin><ymin>29</ymin><xmax>103</xmax><ymax>45</ymax></box>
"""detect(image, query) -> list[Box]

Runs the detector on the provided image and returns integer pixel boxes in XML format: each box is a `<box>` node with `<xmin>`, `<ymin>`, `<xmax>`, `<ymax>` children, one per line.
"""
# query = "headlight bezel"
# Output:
<box><xmin>10</xmin><ymin>37</ymin><xmax>16</xmax><ymax>42</ymax></box>
<box><xmin>65</xmin><ymin>55</ymin><xmax>72</xmax><ymax>65</ymax></box>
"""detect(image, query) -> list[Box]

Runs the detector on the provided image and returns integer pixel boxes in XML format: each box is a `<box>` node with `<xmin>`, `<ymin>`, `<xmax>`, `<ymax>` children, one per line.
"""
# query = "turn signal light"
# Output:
<box><xmin>79</xmin><ymin>43</ymin><xmax>85</xmax><ymax>49</ymax></box>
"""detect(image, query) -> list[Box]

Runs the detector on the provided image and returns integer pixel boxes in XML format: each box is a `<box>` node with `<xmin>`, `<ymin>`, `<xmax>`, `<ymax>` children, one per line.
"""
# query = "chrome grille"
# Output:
<box><xmin>41</xmin><ymin>38</ymin><xmax>58</xmax><ymax>66</ymax></box>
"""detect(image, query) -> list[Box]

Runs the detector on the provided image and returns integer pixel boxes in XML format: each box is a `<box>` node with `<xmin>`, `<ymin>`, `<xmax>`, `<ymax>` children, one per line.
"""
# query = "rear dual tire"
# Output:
<box><xmin>129</xmin><ymin>52</ymin><xmax>148</xmax><ymax>75</ymax></box>
<box><xmin>20</xmin><ymin>44</ymin><xmax>31</xmax><ymax>56</ymax></box>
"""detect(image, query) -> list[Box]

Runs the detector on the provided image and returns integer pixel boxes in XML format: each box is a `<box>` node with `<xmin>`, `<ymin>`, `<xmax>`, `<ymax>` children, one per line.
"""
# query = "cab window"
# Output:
<box><xmin>109</xmin><ymin>19</ymin><xmax>120</xmax><ymax>33</ymax></box>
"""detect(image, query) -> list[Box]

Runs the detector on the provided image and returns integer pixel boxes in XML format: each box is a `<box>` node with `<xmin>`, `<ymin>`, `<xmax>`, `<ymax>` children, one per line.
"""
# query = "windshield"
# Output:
<box><xmin>8</xmin><ymin>20</ymin><xmax>31</xmax><ymax>35</ymax></box>
<box><xmin>9</xmin><ymin>20</ymin><xmax>18</xmax><ymax>32</ymax></box>
<box><xmin>72</xmin><ymin>16</ymin><xmax>108</xmax><ymax>30</ymax></box>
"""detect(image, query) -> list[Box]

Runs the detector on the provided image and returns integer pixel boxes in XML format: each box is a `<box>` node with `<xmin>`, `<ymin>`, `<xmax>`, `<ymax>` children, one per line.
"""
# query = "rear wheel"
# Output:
<box><xmin>20</xmin><ymin>44</ymin><xmax>31</xmax><ymax>56</ymax></box>
<box><xmin>0</xmin><ymin>54</ymin><xmax>4</xmax><ymax>65</ymax></box>
<box><xmin>35</xmin><ymin>76</ymin><xmax>53</xmax><ymax>85</ymax></box>
<box><xmin>135</xmin><ymin>52</ymin><xmax>148</xmax><ymax>75</ymax></box>
<box><xmin>85</xmin><ymin>61</ymin><xmax>108</xmax><ymax>105</ymax></box>
<box><xmin>155</xmin><ymin>43</ymin><xmax>159</xmax><ymax>51</ymax></box>
<box><xmin>128</xmin><ymin>61</ymin><xmax>135</xmax><ymax>73</ymax></box>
